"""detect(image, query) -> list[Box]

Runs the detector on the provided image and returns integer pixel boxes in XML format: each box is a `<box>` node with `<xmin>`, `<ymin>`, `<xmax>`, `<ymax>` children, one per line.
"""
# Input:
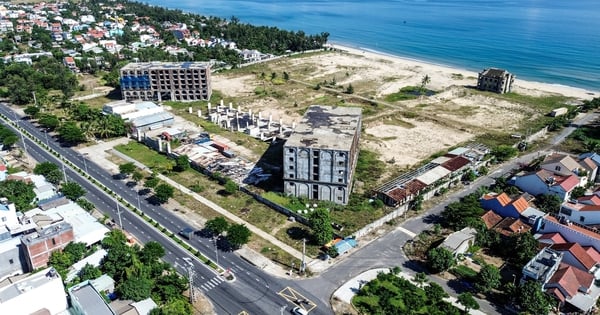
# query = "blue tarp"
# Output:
<box><xmin>334</xmin><ymin>238</ymin><xmax>357</xmax><ymax>255</ymax></box>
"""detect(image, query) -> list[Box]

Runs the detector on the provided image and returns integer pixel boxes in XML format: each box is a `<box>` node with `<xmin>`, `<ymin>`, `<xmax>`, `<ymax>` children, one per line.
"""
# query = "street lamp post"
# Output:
<box><xmin>80</xmin><ymin>153</ymin><xmax>88</xmax><ymax>174</ymax></box>
<box><xmin>213</xmin><ymin>236</ymin><xmax>219</xmax><ymax>265</ymax></box>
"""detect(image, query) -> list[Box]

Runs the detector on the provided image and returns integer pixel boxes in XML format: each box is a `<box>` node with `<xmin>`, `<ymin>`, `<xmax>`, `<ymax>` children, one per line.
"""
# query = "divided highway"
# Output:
<box><xmin>0</xmin><ymin>103</ymin><xmax>331</xmax><ymax>315</ymax></box>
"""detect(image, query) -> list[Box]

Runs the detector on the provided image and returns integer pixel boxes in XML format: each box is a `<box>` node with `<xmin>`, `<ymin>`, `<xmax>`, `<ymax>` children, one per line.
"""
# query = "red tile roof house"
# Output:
<box><xmin>541</xmin><ymin>153</ymin><xmax>598</xmax><ymax>187</ymax></box>
<box><xmin>481</xmin><ymin>210</ymin><xmax>531</xmax><ymax>237</ymax></box>
<box><xmin>545</xmin><ymin>263</ymin><xmax>600</xmax><ymax>313</ymax></box>
<box><xmin>550</xmin><ymin>242</ymin><xmax>600</xmax><ymax>274</ymax></box>
<box><xmin>522</xmin><ymin>247</ymin><xmax>600</xmax><ymax>313</ymax></box>
<box><xmin>480</xmin><ymin>192</ymin><xmax>530</xmax><ymax>218</ymax></box>
<box><xmin>559</xmin><ymin>200</ymin><xmax>600</xmax><ymax>225</ymax></box>
<box><xmin>514</xmin><ymin>169</ymin><xmax>581</xmax><ymax>202</ymax></box>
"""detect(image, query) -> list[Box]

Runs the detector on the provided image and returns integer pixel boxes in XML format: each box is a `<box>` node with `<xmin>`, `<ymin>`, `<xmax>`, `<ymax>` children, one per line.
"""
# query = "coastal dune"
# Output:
<box><xmin>212</xmin><ymin>44</ymin><xmax>597</xmax><ymax>169</ymax></box>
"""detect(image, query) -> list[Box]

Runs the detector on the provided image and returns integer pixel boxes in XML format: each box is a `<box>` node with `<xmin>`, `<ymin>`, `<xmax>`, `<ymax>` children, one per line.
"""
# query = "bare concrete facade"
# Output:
<box><xmin>477</xmin><ymin>68</ymin><xmax>515</xmax><ymax>94</ymax></box>
<box><xmin>120</xmin><ymin>62</ymin><xmax>211</xmax><ymax>102</ymax></box>
<box><xmin>283</xmin><ymin>105</ymin><xmax>362</xmax><ymax>205</ymax></box>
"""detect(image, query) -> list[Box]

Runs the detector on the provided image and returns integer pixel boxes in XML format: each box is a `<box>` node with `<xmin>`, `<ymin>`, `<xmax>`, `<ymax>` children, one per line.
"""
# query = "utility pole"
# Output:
<box><xmin>300</xmin><ymin>238</ymin><xmax>306</xmax><ymax>274</ymax></box>
<box><xmin>13</xmin><ymin>113</ymin><xmax>30</xmax><ymax>167</ymax></box>
<box><xmin>187</xmin><ymin>263</ymin><xmax>196</xmax><ymax>303</ymax></box>
<box><xmin>62</xmin><ymin>162</ymin><xmax>68</xmax><ymax>183</ymax></box>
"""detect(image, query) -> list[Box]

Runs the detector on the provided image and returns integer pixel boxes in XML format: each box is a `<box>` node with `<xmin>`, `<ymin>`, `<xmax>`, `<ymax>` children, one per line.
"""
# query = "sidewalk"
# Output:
<box><xmin>110</xmin><ymin>148</ymin><xmax>309</xmax><ymax>263</ymax></box>
<box><xmin>333</xmin><ymin>268</ymin><xmax>487</xmax><ymax>315</ymax></box>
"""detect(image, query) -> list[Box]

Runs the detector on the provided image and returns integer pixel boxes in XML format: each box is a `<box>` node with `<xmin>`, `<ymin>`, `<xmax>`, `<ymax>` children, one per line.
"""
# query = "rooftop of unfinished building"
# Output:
<box><xmin>120</xmin><ymin>61</ymin><xmax>210</xmax><ymax>71</ymax></box>
<box><xmin>285</xmin><ymin>105</ymin><xmax>362</xmax><ymax>151</ymax></box>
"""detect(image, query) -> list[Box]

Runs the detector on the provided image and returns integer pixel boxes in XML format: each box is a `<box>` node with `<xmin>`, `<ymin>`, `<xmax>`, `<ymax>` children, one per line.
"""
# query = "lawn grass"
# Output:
<box><xmin>114</xmin><ymin>141</ymin><xmax>175</xmax><ymax>170</ymax></box>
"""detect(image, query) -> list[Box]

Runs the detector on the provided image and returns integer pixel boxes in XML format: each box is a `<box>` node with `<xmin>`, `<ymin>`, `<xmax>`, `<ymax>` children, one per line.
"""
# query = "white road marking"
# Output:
<box><xmin>397</xmin><ymin>226</ymin><xmax>417</xmax><ymax>238</ymax></box>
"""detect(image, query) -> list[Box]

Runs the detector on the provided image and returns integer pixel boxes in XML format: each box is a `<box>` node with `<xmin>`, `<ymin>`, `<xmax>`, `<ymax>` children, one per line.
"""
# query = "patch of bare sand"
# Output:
<box><xmin>211</xmin><ymin>74</ymin><xmax>256</xmax><ymax>97</ymax></box>
<box><xmin>364</xmin><ymin>121</ymin><xmax>473</xmax><ymax>167</ymax></box>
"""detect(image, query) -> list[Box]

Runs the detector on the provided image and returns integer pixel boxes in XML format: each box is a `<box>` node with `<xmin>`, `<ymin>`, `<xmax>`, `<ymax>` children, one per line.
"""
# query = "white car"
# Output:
<box><xmin>291</xmin><ymin>307</ymin><xmax>308</xmax><ymax>315</ymax></box>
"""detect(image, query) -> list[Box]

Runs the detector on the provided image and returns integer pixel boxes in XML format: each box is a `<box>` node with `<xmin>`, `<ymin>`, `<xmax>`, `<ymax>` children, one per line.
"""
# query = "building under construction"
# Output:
<box><xmin>283</xmin><ymin>105</ymin><xmax>362</xmax><ymax>205</ymax></box>
<box><xmin>119</xmin><ymin>62</ymin><xmax>211</xmax><ymax>102</ymax></box>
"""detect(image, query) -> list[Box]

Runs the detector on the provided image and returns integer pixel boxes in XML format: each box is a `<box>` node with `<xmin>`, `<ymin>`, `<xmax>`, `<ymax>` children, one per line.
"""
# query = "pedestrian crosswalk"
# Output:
<box><xmin>199</xmin><ymin>276</ymin><xmax>224</xmax><ymax>292</ymax></box>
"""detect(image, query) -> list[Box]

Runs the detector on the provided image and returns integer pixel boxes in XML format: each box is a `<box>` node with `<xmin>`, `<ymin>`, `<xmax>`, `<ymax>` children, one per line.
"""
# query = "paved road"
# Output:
<box><xmin>0</xmin><ymin>103</ymin><xmax>331</xmax><ymax>315</ymax></box>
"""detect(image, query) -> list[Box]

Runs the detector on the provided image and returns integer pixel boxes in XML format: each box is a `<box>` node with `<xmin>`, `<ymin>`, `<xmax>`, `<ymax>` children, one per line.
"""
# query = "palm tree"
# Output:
<box><xmin>420</xmin><ymin>74</ymin><xmax>431</xmax><ymax>95</ymax></box>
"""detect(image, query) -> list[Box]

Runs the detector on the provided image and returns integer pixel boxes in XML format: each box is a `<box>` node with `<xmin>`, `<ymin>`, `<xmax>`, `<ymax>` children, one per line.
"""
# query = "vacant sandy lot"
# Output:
<box><xmin>210</xmin><ymin>45</ymin><xmax>598</xmax><ymax>170</ymax></box>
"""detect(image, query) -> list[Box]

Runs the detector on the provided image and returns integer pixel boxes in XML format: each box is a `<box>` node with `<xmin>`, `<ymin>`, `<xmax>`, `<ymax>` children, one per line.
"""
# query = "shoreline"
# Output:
<box><xmin>328</xmin><ymin>42</ymin><xmax>598</xmax><ymax>100</ymax></box>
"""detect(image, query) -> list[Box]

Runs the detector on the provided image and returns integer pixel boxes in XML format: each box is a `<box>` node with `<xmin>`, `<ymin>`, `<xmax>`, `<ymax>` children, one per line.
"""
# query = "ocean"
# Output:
<box><xmin>144</xmin><ymin>0</ymin><xmax>600</xmax><ymax>91</ymax></box>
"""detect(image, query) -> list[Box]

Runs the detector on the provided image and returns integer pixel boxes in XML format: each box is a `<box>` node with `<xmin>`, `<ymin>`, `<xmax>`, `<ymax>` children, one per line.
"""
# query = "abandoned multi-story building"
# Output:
<box><xmin>283</xmin><ymin>105</ymin><xmax>362</xmax><ymax>205</ymax></box>
<box><xmin>119</xmin><ymin>62</ymin><xmax>211</xmax><ymax>102</ymax></box>
<box><xmin>477</xmin><ymin>68</ymin><xmax>515</xmax><ymax>94</ymax></box>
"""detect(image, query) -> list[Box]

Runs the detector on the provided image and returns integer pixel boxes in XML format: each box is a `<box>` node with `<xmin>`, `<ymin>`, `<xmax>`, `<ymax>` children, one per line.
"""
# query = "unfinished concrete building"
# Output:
<box><xmin>477</xmin><ymin>68</ymin><xmax>515</xmax><ymax>94</ymax></box>
<box><xmin>120</xmin><ymin>62</ymin><xmax>211</xmax><ymax>102</ymax></box>
<box><xmin>283</xmin><ymin>105</ymin><xmax>362</xmax><ymax>205</ymax></box>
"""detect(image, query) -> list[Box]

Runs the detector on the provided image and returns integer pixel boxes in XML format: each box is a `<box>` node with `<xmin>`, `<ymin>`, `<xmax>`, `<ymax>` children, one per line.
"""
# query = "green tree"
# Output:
<box><xmin>226</xmin><ymin>223</ymin><xmax>252</xmax><ymax>249</ymax></box>
<box><xmin>34</xmin><ymin>161</ymin><xmax>59</xmax><ymax>176</ymax></box>
<box><xmin>536</xmin><ymin>194</ymin><xmax>562</xmax><ymax>213</ymax></box>
<box><xmin>79</xmin><ymin>263</ymin><xmax>102</xmax><ymax>282</ymax></box>
<box><xmin>57</xmin><ymin>122</ymin><xmax>86</xmax><ymax>144</ymax></box>
<box><xmin>424</xmin><ymin>282</ymin><xmax>448</xmax><ymax>302</ymax></box>
<box><xmin>61</xmin><ymin>182</ymin><xmax>86</xmax><ymax>200</ymax></box>
<box><xmin>570</xmin><ymin>186</ymin><xmax>586</xmax><ymax>199</ymax></box>
<box><xmin>309</xmin><ymin>208</ymin><xmax>334</xmax><ymax>246</ymax></box>
<box><xmin>144</xmin><ymin>176</ymin><xmax>160</xmax><ymax>189</ymax></box>
<box><xmin>205</xmin><ymin>216</ymin><xmax>229</xmax><ymax>236</ymax></box>
<box><xmin>420</xmin><ymin>74</ymin><xmax>431</xmax><ymax>93</ymax></box>
<box><xmin>223</xmin><ymin>179</ymin><xmax>238</xmax><ymax>194</ymax></box>
<box><xmin>457</xmin><ymin>292</ymin><xmax>479</xmax><ymax>313</ymax></box>
<box><xmin>119</xmin><ymin>162</ymin><xmax>136</xmax><ymax>176</ymax></box>
<box><xmin>0</xmin><ymin>134</ymin><xmax>18</xmax><ymax>148</ymax></box>
<box><xmin>345</xmin><ymin>84</ymin><xmax>354</xmax><ymax>94</ymax></box>
<box><xmin>441</xmin><ymin>193</ymin><xmax>485</xmax><ymax>230</ymax></box>
<box><xmin>153</xmin><ymin>274</ymin><xmax>189</xmax><ymax>304</ymax></box>
<box><xmin>139</xmin><ymin>241</ymin><xmax>165</xmax><ymax>264</ymax></box>
<box><xmin>426</xmin><ymin>247</ymin><xmax>455</xmax><ymax>272</ymax></box>
<box><xmin>63</xmin><ymin>242</ymin><xmax>87</xmax><ymax>262</ymax></box>
<box><xmin>117</xmin><ymin>276</ymin><xmax>154</xmax><ymax>301</ymax></box>
<box><xmin>38</xmin><ymin>114</ymin><xmax>61</xmax><ymax>130</ymax></box>
<box><xmin>150</xmin><ymin>298</ymin><xmax>193</xmax><ymax>315</ymax></box>
<box><xmin>48</xmin><ymin>250</ymin><xmax>72</xmax><ymax>279</ymax></box>
<box><xmin>132</xmin><ymin>171</ymin><xmax>144</xmax><ymax>183</ymax></box>
<box><xmin>517</xmin><ymin>280</ymin><xmax>552</xmax><ymax>315</ymax></box>
<box><xmin>514</xmin><ymin>232</ymin><xmax>538</xmax><ymax>265</ymax></box>
<box><xmin>154</xmin><ymin>183</ymin><xmax>174</xmax><ymax>204</ymax></box>
<box><xmin>474</xmin><ymin>264</ymin><xmax>501</xmax><ymax>293</ymax></box>
<box><xmin>174</xmin><ymin>154</ymin><xmax>190</xmax><ymax>172</ymax></box>
<box><xmin>491</xmin><ymin>145</ymin><xmax>518</xmax><ymax>162</ymax></box>
<box><xmin>0</xmin><ymin>180</ymin><xmax>35</xmax><ymax>211</ymax></box>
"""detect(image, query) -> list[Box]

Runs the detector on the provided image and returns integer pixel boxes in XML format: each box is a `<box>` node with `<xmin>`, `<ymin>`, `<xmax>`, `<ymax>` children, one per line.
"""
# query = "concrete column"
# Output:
<box><xmin>208</xmin><ymin>102</ymin><xmax>211</xmax><ymax>113</ymax></box>
<box><xmin>198</xmin><ymin>109</ymin><xmax>202</xmax><ymax>117</ymax></box>
<box><xmin>258</xmin><ymin>111</ymin><xmax>262</xmax><ymax>121</ymax></box>
<box><xmin>220</xmin><ymin>99</ymin><xmax>224</xmax><ymax>107</ymax></box>
<box><xmin>188</xmin><ymin>107</ymin><xmax>192</xmax><ymax>114</ymax></box>
<box><xmin>292</xmin><ymin>121</ymin><xmax>296</xmax><ymax>129</ymax></box>
<box><xmin>136</xmin><ymin>129</ymin><xmax>141</xmax><ymax>141</ymax></box>
<box><xmin>229</xmin><ymin>102</ymin><xmax>233</xmax><ymax>110</ymax></box>
<box><xmin>237</xmin><ymin>105</ymin><xmax>241</xmax><ymax>112</ymax></box>
<box><xmin>236</xmin><ymin>112</ymin><xmax>240</xmax><ymax>131</ymax></box>
<box><xmin>158</xmin><ymin>138</ymin><xmax>163</xmax><ymax>152</ymax></box>
<box><xmin>166</xmin><ymin>141</ymin><xmax>172</xmax><ymax>154</ymax></box>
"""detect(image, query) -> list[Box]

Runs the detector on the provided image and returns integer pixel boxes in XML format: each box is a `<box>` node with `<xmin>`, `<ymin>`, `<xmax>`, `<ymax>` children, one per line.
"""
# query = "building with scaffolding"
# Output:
<box><xmin>119</xmin><ymin>62</ymin><xmax>211</xmax><ymax>102</ymax></box>
<box><xmin>283</xmin><ymin>105</ymin><xmax>362</xmax><ymax>205</ymax></box>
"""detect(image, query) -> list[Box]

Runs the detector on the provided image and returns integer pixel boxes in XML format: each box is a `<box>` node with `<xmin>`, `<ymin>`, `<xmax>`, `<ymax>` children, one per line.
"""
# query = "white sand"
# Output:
<box><xmin>211</xmin><ymin>44</ymin><xmax>598</xmax><ymax>169</ymax></box>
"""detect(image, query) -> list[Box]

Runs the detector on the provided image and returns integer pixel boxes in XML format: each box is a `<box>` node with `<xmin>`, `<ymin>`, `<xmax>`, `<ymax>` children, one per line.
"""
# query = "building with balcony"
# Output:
<box><xmin>477</xmin><ymin>68</ymin><xmax>514</xmax><ymax>94</ymax></box>
<box><xmin>120</xmin><ymin>62</ymin><xmax>211</xmax><ymax>102</ymax></box>
<box><xmin>283</xmin><ymin>105</ymin><xmax>362</xmax><ymax>205</ymax></box>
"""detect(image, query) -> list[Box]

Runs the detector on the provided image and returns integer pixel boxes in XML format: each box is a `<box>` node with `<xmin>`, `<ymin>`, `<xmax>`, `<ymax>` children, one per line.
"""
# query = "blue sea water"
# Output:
<box><xmin>144</xmin><ymin>0</ymin><xmax>600</xmax><ymax>91</ymax></box>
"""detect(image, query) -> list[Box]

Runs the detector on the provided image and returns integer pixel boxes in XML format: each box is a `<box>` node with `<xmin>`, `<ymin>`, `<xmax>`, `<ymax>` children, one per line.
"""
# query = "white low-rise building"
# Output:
<box><xmin>0</xmin><ymin>267</ymin><xmax>67</xmax><ymax>314</ymax></box>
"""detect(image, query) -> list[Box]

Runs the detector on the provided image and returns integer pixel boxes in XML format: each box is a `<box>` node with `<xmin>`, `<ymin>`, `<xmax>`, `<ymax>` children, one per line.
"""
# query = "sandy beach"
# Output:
<box><xmin>211</xmin><ymin>43</ymin><xmax>598</xmax><ymax>170</ymax></box>
<box><xmin>329</xmin><ymin>44</ymin><xmax>598</xmax><ymax>100</ymax></box>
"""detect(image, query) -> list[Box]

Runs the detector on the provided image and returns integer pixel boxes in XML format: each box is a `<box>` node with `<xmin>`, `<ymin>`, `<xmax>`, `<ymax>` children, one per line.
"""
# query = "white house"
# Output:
<box><xmin>439</xmin><ymin>227</ymin><xmax>476</xmax><ymax>256</ymax></box>
<box><xmin>537</xmin><ymin>215</ymin><xmax>600</xmax><ymax>252</ymax></box>
<box><xmin>560</xmin><ymin>201</ymin><xmax>600</xmax><ymax>226</ymax></box>
<box><xmin>0</xmin><ymin>267</ymin><xmax>68</xmax><ymax>314</ymax></box>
